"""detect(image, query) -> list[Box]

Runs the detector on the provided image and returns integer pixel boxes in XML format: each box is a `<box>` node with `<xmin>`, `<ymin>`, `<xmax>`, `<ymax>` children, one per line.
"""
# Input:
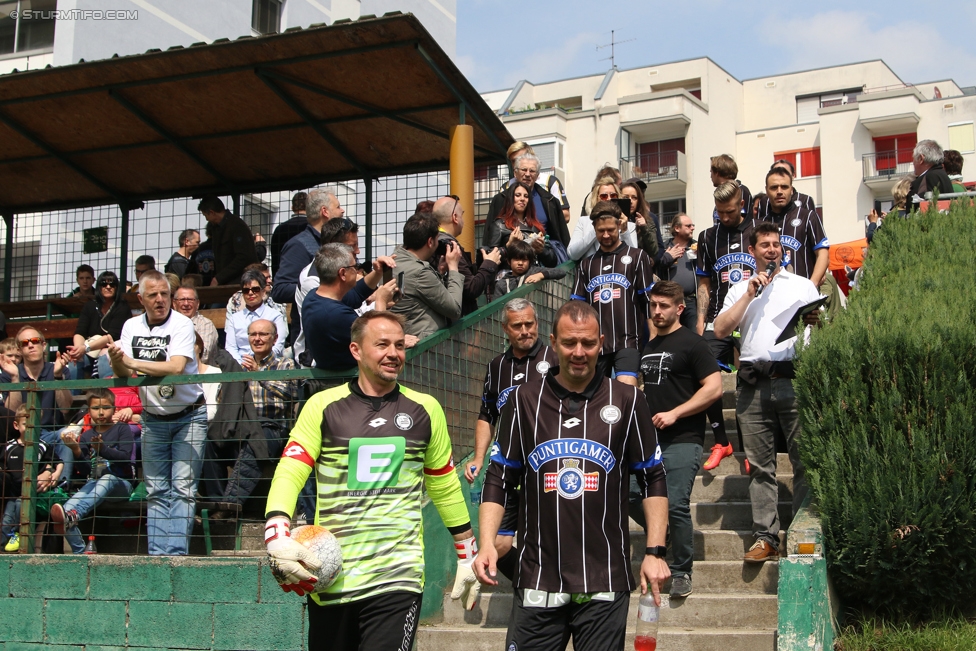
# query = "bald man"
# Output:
<box><xmin>433</xmin><ymin>195</ymin><xmax>502</xmax><ymax>315</ymax></box>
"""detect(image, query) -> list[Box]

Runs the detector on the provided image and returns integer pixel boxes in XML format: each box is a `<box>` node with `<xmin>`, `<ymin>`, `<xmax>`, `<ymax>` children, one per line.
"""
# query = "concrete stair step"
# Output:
<box><xmin>699</xmin><ymin>452</ymin><xmax>793</xmax><ymax>476</ymax></box>
<box><xmin>416</xmin><ymin>625</ymin><xmax>775</xmax><ymax>651</ymax></box>
<box><xmin>693</xmin><ymin>474</ymin><xmax>793</xmax><ymax>502</ymax></box>
<box><xmin>690</xmin><ymin>501</ymin><xmax>793</xmax><ymax>530</ymax></box>
<box><xmin>442</xmin><ymin>591</ymin><xmax>776</xmax><ymax>629</ymax></box>
<box><xmin>629</xmin><ymin>560</ymin><xmax>779</xmax><ymax>594</ymax></box>
<box><xmin>626</xmin><ymin>529</ymin><xmax>787</xmax><ymax>562</ymax></box>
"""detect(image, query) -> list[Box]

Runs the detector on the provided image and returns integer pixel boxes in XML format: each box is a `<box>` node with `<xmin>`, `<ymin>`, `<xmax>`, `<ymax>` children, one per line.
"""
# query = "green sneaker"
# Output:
<box><xmin>4</xmin><ymin>533</ymin><xmax>20</xmax><ymax>553</ymax></box>
<box><xmin>129</xmin><ymin>482</ymin><xmax>148</xmax><ymax>502</ymax></box>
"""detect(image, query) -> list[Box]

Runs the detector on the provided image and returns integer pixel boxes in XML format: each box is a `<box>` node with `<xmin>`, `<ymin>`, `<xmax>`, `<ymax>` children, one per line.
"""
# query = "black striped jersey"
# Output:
<box><xmin>756</xmin><ymin>191</ymin><xmax>817</xmax><ymax>221</ymax></box>
<box><xmin>696</xmin><ymin>217</ymin><xmax>757</xmax><ymax>323</ymax></box>
<box><xmin>571</xmin><ymin>244</ymin><xmax>654</xmax><ymax>354</ymax></box>
<box><xmin>483</xmin><ymin>371</ymin><xmax>667</xmax><ymax>594</ymax></box>
<box><xmin>762</xmin><ymin>201</ymin><xmax>829</xmax><ymax>281</ymax></box>
<box><xmin>479</xmin><ymin>339</ymin><xmax>559</xmax><ymax>426</ymax></box>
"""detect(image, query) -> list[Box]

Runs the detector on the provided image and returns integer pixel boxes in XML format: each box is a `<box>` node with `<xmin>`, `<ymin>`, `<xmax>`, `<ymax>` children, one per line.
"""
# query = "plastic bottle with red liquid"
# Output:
<box><xmin>84</xmin><ymin>535</ymin><xmax>98</xmax><ymax>554</ymax></box>
<box><xmin>634</xmin><ymin>592</ymin><xmax>658</xmax><ymax>651</ymax></box>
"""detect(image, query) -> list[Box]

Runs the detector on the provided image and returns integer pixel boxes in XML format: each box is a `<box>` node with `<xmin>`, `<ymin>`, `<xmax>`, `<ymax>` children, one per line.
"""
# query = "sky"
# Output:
<box><xmin>456</xmin><ymin>0</ymin><xmax>976</xmax><ymax>93</ymax></box>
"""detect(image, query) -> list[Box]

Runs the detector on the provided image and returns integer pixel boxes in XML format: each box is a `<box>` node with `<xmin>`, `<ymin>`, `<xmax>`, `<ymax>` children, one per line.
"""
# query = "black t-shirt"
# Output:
<box><xmin>640</xmin><ymin>327</ymin><xmax>719</xmax><ymax>445</ymax></box>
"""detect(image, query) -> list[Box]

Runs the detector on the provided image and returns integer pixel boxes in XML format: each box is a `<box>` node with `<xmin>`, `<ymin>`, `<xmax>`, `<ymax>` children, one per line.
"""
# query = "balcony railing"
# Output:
<box><xmin>620</xmin><ymin>151</ymin><xmax>683</xmax><ymax>184</ymax></box>
<box><xmin>863</xmin><ymin>149</ymin><xmax>914</xmax><ymax>181</ymax></box>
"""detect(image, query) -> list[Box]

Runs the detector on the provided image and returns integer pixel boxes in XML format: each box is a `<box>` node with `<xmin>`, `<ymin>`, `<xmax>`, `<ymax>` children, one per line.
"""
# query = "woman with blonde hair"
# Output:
<box><xmin>567</xmin><ymin>176</ymin><xmax>638</xmax><ymax>260</ymax></box>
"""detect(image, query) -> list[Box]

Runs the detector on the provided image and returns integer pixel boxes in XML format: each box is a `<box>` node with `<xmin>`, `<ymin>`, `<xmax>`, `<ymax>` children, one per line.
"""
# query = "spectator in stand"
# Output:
<box><xmin>493</xmin><ymin>239</ymin><xmax>567</xmax><ymax>298</ymax></box>
<box><xmin>655</xmin><ymin>213</ymin><xmax>700</xmax><ymax>329</ymax></box>
<box><xmin>709</xmin><ymin>154</ymin><xmax>752</xmax><ymax>222</ymax></box>
<box><xmin>253</xmin><ymin>232</ymin><xmax>267</xmax><ymax>264</ymax></box>
<box><xmin>483</xmin><ymin>182</ymin><xmax>558</xmax><ymax>267</ymax></box>
<box><xmin>578</xmin><ymin>164</ymin><xmax>622</xmax><ymax>217</ymax></box>
<box><xmin>185</xmin><ymin>234</ymin><xmax>216</xmax><ymax>287</ymax></box>
<box><xmin>434</xmin><ymin>195</ymin><xmax>502</xmax><ymax>314</ymax></box>
<box><xmin>164</xmin><ymin>273</ymin><xmax>181</xmax><ymax>296</ymax></box>
<box><xmin>755</xmin><ymin>160</ymin><xmax>817</xmax><ymax>220</ymax></box>
<box><xmin>621</xmin><ymin>178</ymin><xmax>663</xmax><ymax>261</ymax></box>
<box><xmin>173</xmin><ymin>286</ymin><xmax>218</xmax><ymax>365</ymax></box>
<box><xmin>66</xmin><ymin>265</ymin><xmax>96</xmax><ymax>299</ymax></box>
<box><xmin>225</xmin><ymin>270</ymin><xmax>287</xmax><ymax>364</ymax></box>
<box><xmin>107</xmin><ymin>270</ymin><xmax>206</xmax><ymax>556</ymax></box>
<box><xmin>194</xmin><ymin>333</ymin><xmax>222</xmax><ymax>422</ymax></box>
<box><xmin>867</xmin><ymin>177</ymin><xmax>912</xmax><ymax>244</ymax></box>
<box><xmin>51</xmin><ymin>388</ymin><xmax>136</xmax><ymax>554</ymax></box>
<box><xmin>303</xmin><ymin>243</ymin><xmax>400</xmax><ymax>371</ymax></box>
<box><xmin>908</xmin><ymin>139</ymin><xmax>954</xmax><ymax>204</ymax></box>
<box><xmin>567</xmin><ymin>177</ymin><xmax>639</xmax><ymax>260</ymax></box>
<box><xmin>1</xmin><ymin>405</ymin><xmax>62</xmax><ymax>552</ymax></box>
<box><xmin>389</xmin><ymin>213</ymin><xmax>464</xmax><ymax>339</ymax></box>
<box><xmin>128</xmin><ymin>255</ymin><xmax>156</xmax><ymax>292</ymax></box>
<box><xmin>499</xmin><ymin>141</ymin><xmax>571</xmax><ymax>222</ymax></box>
<box><xmin>165</xmin><ymin>229</ymin><xmax>200</xmax><ymax>279</ymax></box>
<box><xmin>943</xmin><ymin>149</ymin><xmax>967</xmax><ymax>193</ymax></box>
<box><xmin>484</xmin><ymin>153</ymin><xmax>571</xmax><ymax>256</ymax></box>
<box><xmin>762</xmin><ymin>168</ymin><xmax>830</xmax><ymax>287</ymax></box>
<box><xmin>227</xmin><ymin>262</ymin><xmax>287</xmax><ymax>322</ymax></box>
<box><xmin>198</xmin><ymin>196</ymin><xmax>258</xmax><ymax>287</ymax></box>
<box><xmin>750</xmin><ymin>193</ymin><xmax>765</xmax><ymax>219</ymax></box>
<box><xmin>270</xmin><ymin>192</ymin><xmax>309</xmax><ymax>277</ymax></box>
<box><xmin>1</xmin><ymin>327</ymin><xmax>73</xmax><ymax>484</ymax></box>
<box><xmin>67</xmin><ymin>271</ymin><xmax>129</xmax><ymax>379</ymax></box>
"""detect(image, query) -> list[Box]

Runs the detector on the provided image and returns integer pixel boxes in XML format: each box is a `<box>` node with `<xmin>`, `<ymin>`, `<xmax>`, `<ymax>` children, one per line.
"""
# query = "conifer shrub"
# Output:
<box><xmin>795</xmin><ymin>200</ymin><xmax>976</xmax><ymax>618</ymax></box>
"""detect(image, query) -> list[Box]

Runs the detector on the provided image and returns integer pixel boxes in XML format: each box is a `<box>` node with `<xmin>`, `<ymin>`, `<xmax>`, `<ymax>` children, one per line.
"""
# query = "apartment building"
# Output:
<box><xmin>481</xmin><ymin>58</ymin><xmax>976</xmax><ymax>243</ymax></box>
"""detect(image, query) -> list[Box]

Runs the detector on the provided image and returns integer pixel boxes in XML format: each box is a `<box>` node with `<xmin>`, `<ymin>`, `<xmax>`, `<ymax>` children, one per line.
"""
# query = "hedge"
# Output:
<box><xmin>795</xmin><ymin>199</ymin><xmax>976</xmax><ymax>618</ymax></box>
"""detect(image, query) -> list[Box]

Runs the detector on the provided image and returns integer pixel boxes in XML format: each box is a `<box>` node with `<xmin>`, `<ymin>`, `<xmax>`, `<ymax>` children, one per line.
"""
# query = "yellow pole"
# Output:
<box><xmin>450</xmin><ymin>124</ymin><xmax>475</xmax><ymax>256</ymax></box>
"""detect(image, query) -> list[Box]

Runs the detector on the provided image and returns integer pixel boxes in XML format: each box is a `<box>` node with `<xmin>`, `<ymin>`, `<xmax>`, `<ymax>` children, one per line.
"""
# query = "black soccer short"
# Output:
<box><xmin>307</xmin><ymin>590</ymin><xmax>422</xmax><ymax>651</ymax></box>
<box><xmin>597</xmin><ymin>348</ymin><xmax>641</xmax><ymax>379</ymax></box>
<box><xmin>505</xmin><ymin>589</ymin><xmax>630</xmax><ymax>651</ymax></box>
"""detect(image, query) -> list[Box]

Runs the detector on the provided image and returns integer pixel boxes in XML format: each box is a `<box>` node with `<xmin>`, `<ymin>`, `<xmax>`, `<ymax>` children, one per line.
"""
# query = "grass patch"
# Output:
<box><xmin>837</xmin><ymin>617</ymin><xmax>976</xmax><ymax>651</ymax></box>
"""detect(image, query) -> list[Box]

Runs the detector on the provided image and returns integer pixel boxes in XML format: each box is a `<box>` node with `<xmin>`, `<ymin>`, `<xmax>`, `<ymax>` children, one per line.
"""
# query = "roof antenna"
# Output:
<box><xmin>597</xmin><ymin>30</ymin><xmax>636</xmax><ymax>70</ymax></box>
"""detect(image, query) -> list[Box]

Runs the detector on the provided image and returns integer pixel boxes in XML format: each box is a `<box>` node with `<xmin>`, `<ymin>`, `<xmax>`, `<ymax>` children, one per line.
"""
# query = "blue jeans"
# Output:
<box><xmin>62</xmin><ymin>475</ymin><xmax>132</xmax><ymax>553</ymax></box>
<box><xmin>1</xmin><ymin>499</ymin><xmax>20</xmax><ymax>540</ymax></box>
<box><xmin>661</xmin><ymin>441</ymin><xmax>702</xmax><ymax>579</ymax></box>
<box><xmin>40</xmin><ymin>429</ymin><xmax>73</xmax><ymax>485</ymax></box>
<box><xmin>142</xmin><ymin>406</ymin><xmax>207</xmax><ymax>555</ymax></box>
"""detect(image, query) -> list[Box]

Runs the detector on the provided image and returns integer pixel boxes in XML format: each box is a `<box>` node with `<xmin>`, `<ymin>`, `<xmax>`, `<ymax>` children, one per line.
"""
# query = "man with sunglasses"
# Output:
<box><xmin>1</xmin><ymin>327</ymin><xmax>74</xmax><ymax>485</ymax></box>
<box><xmin>433</xmin><ymin>195</ymin><xmax>501</xmax><ymax>315</ymax></box>
<box><xmin>225</xmin><ymin>270</ymin><xmax>288</xmax><ymax>364</ymax></box>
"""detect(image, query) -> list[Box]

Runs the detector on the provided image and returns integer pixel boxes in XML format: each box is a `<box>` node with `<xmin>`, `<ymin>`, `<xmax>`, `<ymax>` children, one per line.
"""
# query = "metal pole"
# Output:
<box><xmin>18</xmin><ymin>389</ymin><xmax>40</xmax><ymax>553</ymax></box>
<box><xmin>2</xmin><ymin>212</ymin><xmax>13</xmax><ymax>302</ymax></box>
<box><xmin>119</xmin><ymin>204</ymin><xmax>130</xmax><ymax>289</ymax></box>
<box><xmin>232</xmin><ymin>194</ymin><xmax>241</xmax><ymax>217</ymax></box>
<box><xmin>450</xmin><ymin>125</ymin><xmax>475</xmax><ymax>256</ymax></box>
<box><xmin>364</xmin><ymin>176</ymin><xmax>373</xmax><ymax>263</ymax></box>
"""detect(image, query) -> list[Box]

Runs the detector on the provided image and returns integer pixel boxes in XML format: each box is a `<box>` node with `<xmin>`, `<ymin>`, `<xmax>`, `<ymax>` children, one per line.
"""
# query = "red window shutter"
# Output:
<box><xmin>800</xmin><ymin>149</ymin><xmax>821</xmax><ymax>177</ymax></box>
<box><xmin>896</xmin><ymin>133</ymin><xmax>917</xmax><ymax>164</ymax></box>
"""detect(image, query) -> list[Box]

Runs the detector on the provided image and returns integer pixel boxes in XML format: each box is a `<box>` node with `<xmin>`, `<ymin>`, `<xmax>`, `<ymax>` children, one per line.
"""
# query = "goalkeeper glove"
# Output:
<box><xmin>450</xmin><ymin>536</ymin><xmax>481</xmax><ymax>611</ymax></box>
<box><xmin>265</xmin><ymin>517</ymin><xmax>323</xmax><ymax>597</ymax></box>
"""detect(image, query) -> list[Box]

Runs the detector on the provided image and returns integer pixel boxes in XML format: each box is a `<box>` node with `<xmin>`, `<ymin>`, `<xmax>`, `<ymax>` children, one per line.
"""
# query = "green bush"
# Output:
<box><xmin>795</xmin><ymin>200</ymin><xmax>976</xmax><ymax>618</ymax></box>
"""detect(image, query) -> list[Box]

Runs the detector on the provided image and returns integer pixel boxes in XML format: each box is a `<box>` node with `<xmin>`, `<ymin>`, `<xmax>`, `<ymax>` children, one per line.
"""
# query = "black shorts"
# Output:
<box><xmin>702</xmin><ymin>330</ymin><xmax>739</xmax><ymax>371</ymax></box>
<box><xmin>307</xmin><ymin>590</ymin><xmax>422</xmax><ymax>651</ymax></box>
<box><xmin>597</xmin><ymin>348</ymin><xmax>641</xmax><ymax>380</ymax></box>
<box><xmin>497</xmin><ymin>490</ymin><xmax>520</xmax><ymax>538</ymax></box>
<box><xmin>505</xmin><ymin>589</ymin><xmax>630</xmax><ymax>651</ymax></box>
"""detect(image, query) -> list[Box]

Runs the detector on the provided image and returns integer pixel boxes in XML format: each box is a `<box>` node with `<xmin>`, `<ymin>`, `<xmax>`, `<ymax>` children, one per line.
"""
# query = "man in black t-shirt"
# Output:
<box><xmin>640</xmin><ymin>281</ymin><xmax>721</xmax><ymax>599</ymax></box>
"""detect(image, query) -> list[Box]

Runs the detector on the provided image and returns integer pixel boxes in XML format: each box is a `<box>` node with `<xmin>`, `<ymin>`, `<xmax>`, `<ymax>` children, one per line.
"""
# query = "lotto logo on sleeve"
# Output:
<box><xmin>347</xmin><ymin>437</ymin><xmax>405</xmax><ymax>491</ymax></box>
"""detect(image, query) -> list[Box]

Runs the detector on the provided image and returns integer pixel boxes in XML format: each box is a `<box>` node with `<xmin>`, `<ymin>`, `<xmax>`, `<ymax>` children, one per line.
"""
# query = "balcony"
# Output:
<box><xmin>862</xmin><ymin>150</ymin><xmax>913</xmax><ymax>191</ymax></box>
<box><xmin>620</xmin><ymin>151</ymin><xmax>687</xmax><ymax>200</ymax></box>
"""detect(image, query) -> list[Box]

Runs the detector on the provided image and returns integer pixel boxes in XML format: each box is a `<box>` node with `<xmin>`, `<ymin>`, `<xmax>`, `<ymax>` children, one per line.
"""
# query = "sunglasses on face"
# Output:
<box><xmin>598</xmin><ymin>192</ymin><xmax>619</xmax><ymax>200</ymax></box>
<box><xmin>100</xmin><ymin>281</ymin><xmax>118</xmax><ymax>288</ymax></box>
<box><xmin>241</xmin><ymin>286</ymin><xmax>263</xmax><ymax>295</ymax></box>
<box><xmin>19</xmin><ymin>337</ymin><xmax>43</xmax><ymax>348</ymax></box>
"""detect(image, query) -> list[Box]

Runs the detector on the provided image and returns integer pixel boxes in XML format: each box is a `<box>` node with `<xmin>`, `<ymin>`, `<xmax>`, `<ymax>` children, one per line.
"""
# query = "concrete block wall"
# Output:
<box><xmin>0</xmin><ymin>556</ymin><xmax>306</xmax><ymax>650</ymax></box>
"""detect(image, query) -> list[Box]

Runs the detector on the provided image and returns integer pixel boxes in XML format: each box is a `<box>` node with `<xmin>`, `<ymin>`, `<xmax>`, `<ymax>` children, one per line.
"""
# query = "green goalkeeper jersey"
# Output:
<box><xmin>266</xmin><ymin>380</ymin><xmax>469</xmax><ymax>606</ymax></box>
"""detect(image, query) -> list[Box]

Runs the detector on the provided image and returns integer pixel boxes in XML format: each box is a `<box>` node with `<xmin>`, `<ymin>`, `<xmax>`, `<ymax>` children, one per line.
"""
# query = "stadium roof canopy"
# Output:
<box><xmin>0</xmin><ymin>12</ymin><xmax>512</xmax><ymax>215</ymax></box>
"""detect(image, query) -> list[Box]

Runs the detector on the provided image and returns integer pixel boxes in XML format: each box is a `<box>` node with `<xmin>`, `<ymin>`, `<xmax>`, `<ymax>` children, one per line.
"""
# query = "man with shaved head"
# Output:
<box><xmin>433</xmin><ymin>195</ymin><xmax>502</xmax><ymax>315</ymax></box>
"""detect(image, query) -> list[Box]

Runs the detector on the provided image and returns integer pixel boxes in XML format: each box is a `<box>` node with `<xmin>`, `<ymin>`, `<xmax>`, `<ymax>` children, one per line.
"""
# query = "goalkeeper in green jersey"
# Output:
<box><xmin>264</xmin><ymin>311</ymin><xmax>478</xmax><ymax>650</ymax></box>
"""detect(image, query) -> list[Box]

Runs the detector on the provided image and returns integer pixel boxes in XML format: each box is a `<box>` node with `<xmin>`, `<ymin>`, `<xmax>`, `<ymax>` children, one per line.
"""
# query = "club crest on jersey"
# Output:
<box><xmin>536</xmin><ymin>361</ymin><xmax>551</xmax><ymax>375</ymax></box>
<box><xmin>620</xmin><ymin>255</ymin><xmax>633</xmax><ymax>265</ymax></box>
<box><xmin>791</xmin><ymin>218</ymin><xmax>802</xmax><ymax>227</ymax></box>
<box><xmin>584</xmin><ymin>273</ymin><xmax>631</xmax><ymax>293</ymax></box>
<box><xmin>723</xmin><ymin>268</ymin><xmax>752</xmax><ymax>284</ymax></box>
<box><xmin>527</xmin><ymin>438</ymin><xmax>616</xmax><ymax>472</ymax></box>
<box><xmin>496</xmin><ymin>385</ymin><xmax>517</xmax><ymax>410</ymax></box>
<box><xmin>544</xmin><ymin>459</ymin><xmax>600</xmax><ymax>499</ymax></box>
<box><xmin>600</xmin><ymin>405</ymin><xmax>621</xmax><ymax>424</ymax></box>
<box><xmin>394</xmin><ymin>413</ymin><xmax>413</xmax><ymax>430</ymax></box>
<box><xmin>594</xmin><ymin>287</ymin><xmax>621</xmax><ymax>303</ymax></box>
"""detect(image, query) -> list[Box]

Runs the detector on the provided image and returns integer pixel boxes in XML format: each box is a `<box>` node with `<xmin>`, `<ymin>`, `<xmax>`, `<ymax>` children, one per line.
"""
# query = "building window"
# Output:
<box><xmin>252</xmin><ymin>0</ymin><xmax>282</xmax><ymax>35</ymax></box>
<box><xmin>795</xmin><ymin>88</ymin><xmax>860</xmax><ymax>123</ymax></box>
<box><xmin>0</xmin><ymin>0</ymin><xmax>57</xmax><ymax>56</ymax></box>
<box><xmin>948</xmin><ymin>123</ymin><xmax>975</xmax><ymax>154</ymax></box>
<box><xmin>774</xmin><ymin>148</ymin><xmax>821</xmax><ymax>178</ymax></box>
<box><xmin>873</xmin><ymin>133</ymin><xmax>917</xmax><ymax>172</ymax></box>
<box><xmin>636</xmin><ymin>138</ymin><xmax>685</xmax><ymax>176</ymax></box>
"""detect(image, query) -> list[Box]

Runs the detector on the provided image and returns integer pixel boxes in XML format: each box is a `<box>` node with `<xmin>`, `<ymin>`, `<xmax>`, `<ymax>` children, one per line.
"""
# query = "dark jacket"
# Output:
<box><xmin>210</xmin><ymin>212</ymin><xmax>258</xmax><ymax>285</ymax></box>
<box><xmin>206</xmin><ymin>350</ymin><xmax>266</xmax><ymax>457</ymax></box>
<box><xmin>494</xmin><ymin>265</ymin><xmax>567</xmax><ymax>297</ymax></box>
<box><xmin>484</xmin><ymin>183</ymin><xmax>570</xmax><ymax>248</ymax></box>
<box><xmin>164</xmin><ymin>252</ymin><xmax>190</xmax><ymax>279</ymax></box>
<box><xmin>271</xmin><ymin>224</ymin><xmax>320</xmax><ymax>305</ymax></box>
<box><xmin>75</xmin><ymin>299</ymin><xmax>131</xmax><ymax>341</ymax></box>
<box><xmin>482</xmin><ymin>219</ymin><xmax>559</xmax><ymax>268</ymax></box>
<box><xmin>908</xmin><ymin>164</ymin><xmax>954</xmax><ymax>203</ymax></box>
<box><xmin>436</xmin><ymin>231</ymin><xmax>498</xmax><ymax>315</ymax></box>
<box><xmin>270</xmin><ymin>214</ymin><xmax>309</xmax><ymax>277</ymax></box>
<box><xmin>77</xmin><ymin>422</ymin><xmax>135</xmax><ymax>480</ymax></box>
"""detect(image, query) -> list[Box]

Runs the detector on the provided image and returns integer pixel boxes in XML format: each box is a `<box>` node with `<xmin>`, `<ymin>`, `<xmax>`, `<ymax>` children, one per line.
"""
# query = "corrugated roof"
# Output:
<box><xmin>0</xmin><ymin>12</ymin><xmax>512</xmax><ymax>214</ymax></box>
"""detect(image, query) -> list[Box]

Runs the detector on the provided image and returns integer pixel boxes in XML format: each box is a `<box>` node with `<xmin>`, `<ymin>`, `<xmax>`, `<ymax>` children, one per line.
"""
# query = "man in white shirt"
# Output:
<box><xmin>224</xmin><ymin>270</ymin><xmax>287</xmax><ymax>363</ymax></box>
<box><xmin>714</xmin><ymin>222</ymin><xmax>822</xmax><ymax>564</ymax></box>
<box><xmin>108</xmin><ymin>270</ymin><xmax>206</xmax><ymax>556</ymax></box>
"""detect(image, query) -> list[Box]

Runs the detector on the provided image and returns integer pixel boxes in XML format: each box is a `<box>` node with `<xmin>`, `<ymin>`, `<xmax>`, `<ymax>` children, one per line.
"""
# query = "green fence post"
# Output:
<box><xmin>119</xmin><ymin>203</ymin><xmax>130</xmax><ymax>289</ymax></box>
<box><xmin>364</xmin><ymin>175</ymin><xmax>373</xmax><ymax>263</ymax></box>
<box><xmin>18</xmin><ymin>389</ymin><xmax>41</xmax><ymax>553</ymax></box>
<box><xmin>2</xmin><ymin>212</ymin><xmax>13</xmax><ymax>301</ymax></box>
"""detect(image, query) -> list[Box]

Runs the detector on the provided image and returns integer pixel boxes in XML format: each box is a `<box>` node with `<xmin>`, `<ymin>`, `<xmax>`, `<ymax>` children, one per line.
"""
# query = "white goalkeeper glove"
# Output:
<box><xmin>265</xmin><ymin>517</ymin><xmax>323</xmax><ymax>597</ymax></box>
<box><xmin>450</xmin><ymin>536</ymin><xmax>481</xmax><ymax>611</ymax></box>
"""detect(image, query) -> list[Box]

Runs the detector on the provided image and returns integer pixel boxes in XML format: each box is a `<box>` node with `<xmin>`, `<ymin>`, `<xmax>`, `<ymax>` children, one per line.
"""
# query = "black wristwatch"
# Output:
<box><xmin>645</xmin><ymin>546</ymin><xmax>667</xmax><ymax>558</ymax></box>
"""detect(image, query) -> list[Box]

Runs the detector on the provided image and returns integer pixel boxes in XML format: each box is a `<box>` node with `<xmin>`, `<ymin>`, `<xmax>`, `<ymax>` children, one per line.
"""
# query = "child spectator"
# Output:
<box><xmin>0</xmin><ymin>338</ymin><xmax>22</xmax><ymax>408</ymax></box>
<box><xmin>494</xmin><ymin>239</ymin><xmax>567</xmax><ymax>298</ymax></box>
<box><xmin>51</xmin><ymin>389</ymin><xmax>136</xmax><ymax>554</ymax></box>
<box><xmin>1</xmin><ymin>406</ymin><xmax>62</xmax><ymax>552</ymax></box>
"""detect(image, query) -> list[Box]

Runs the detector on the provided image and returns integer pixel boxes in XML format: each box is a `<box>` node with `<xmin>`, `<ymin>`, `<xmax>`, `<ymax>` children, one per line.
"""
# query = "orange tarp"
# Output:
<box><xmin>829</xmin><ymin>239</ymin><xmax>867</xmax><ymax>270</ymax></box>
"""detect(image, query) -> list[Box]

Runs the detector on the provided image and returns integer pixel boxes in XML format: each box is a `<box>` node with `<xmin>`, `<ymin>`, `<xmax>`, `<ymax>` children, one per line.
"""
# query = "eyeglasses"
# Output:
<box><xmin>247</xmin><ymin>331</ymin><xmax>274</xmax><ymax>338</ymax></box>
<box><xmin>598</xmin><ymin>192</ymin><xmax>619</xmax><ymax>200</ymax></box>
<box><xmin>19</xmin><ymin>337</ymin><xmax>43</xmax><ymax>348</ymax></box>
<box><xmin>99</xmin><ymin>281</ymin><xmax>118</xmax><ymax>288</ymax></box>
<box><xmin>448</xmin><ymin>195</ymin><xmax>464</xmax><ymax>219</ymax></box>
<box><xmin>241</xmin><ymin>286</ymin><xmax>263</xmax><ymax>295</ymax></box>
<box><xmin>174</xmin><ymin>297</ymin><xmax>197</xmax><ymax>303</ymax></box>
<box><xmin>339</xmin><ymin>264</ymin><xmax>359</xmax><ymax>274</ymax></box>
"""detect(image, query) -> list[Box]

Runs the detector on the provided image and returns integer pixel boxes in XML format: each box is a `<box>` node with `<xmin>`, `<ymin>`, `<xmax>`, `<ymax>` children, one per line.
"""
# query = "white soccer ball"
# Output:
<box><xmin>290</xmin><ymin>524</ymin><xmax>343</xmax><ymax>589</ymax></box>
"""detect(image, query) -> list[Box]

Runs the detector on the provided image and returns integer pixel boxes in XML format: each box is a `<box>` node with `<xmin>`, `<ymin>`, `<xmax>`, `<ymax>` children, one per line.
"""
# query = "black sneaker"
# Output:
<box><xmin>670</xmin><ymin>575</ymin><xmax>693</xmax><ymax>598</ymax></box>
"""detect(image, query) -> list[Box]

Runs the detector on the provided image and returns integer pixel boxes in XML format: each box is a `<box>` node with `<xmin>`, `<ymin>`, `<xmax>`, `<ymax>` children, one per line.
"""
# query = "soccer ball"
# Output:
<box><xmin>290</xmin><ymin>525</ymin><xmax>343</xmax><ymax>589</ymax></box>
